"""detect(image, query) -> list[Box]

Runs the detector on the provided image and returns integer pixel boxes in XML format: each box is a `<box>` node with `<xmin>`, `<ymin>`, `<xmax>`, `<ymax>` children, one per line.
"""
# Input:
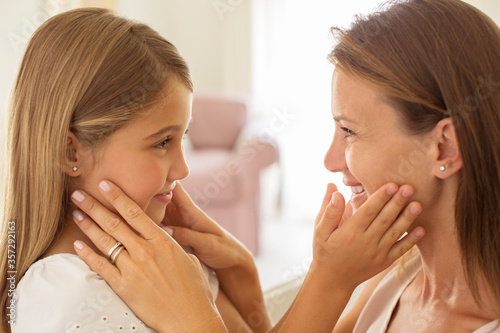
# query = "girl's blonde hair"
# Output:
<box><xmin>0</xmin><ymin>8</ymin><xmax>192</xmax><ymax>331</ymax></box>
<box><xmin>329</xmin><ymin>0</ymin><xmax>500</xmax><ymax>311</ymax></box>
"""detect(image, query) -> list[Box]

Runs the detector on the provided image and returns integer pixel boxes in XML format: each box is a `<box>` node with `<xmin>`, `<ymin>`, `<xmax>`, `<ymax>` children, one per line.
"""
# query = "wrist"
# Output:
<box><xmin>158</xmin><ymin>307</ymin><xmax>227</xmax><ymax>333</ymax></box>
<box><xmin>308</xmin><ymin>260</ymin><xmax>358</xmax><ymax>294</ymax></box>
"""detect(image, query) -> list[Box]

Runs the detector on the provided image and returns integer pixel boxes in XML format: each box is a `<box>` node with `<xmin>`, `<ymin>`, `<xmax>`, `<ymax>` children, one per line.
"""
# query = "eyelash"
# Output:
<box><xmin>154</xmin><ymin>130</ymin><xmax>190</xmax><ymax>150</ymax></box>
<box><xmin>155</xmin><ymin>137</ymin><xmax>172</xmax><ymax>150</ymax></box>
<box><xmin>340</xmin><ymin>126</ymin><xmax>356</xmax><ymax>138</ymax></box>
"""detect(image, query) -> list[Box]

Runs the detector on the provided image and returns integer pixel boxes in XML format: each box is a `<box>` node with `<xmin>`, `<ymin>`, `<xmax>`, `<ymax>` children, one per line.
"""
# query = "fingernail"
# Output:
<box><xmin>72</xmin><ymin>190</ymin><xmax>85</xmax><ymax>202</ymax></box>
<box><xmin>331</xmin><ymin>192</ymin><xmax>339</xmax><ymax>206</ymax></box>
<box><xmin>402</xmin><ymin>189</ymin><xmax>413</xmax><ymax>198</ymax></box>
<box><xmin>386</xmin><ymin>185</ymin><xmax>397</xmax><ymax>195</ymax></box>
<box><xmin>99</xmin><ymin>180</ymin><xmax>111</xmax><ymax>192</ymax></box>
<box><xmin>415</xmin><ymin>228</ymin><xmax>425</xmax><ymax>238</ymax></box>
<box><xmin>409</xmin><ymin>204</ymin><xmax>421</xmax><ymax>215</ymax></box>
<box><xmin>73</xmin><ymin>210</ymin><xmax>85</xmax><ymax>222</ymax></box>
<box><xmin>74</xmin><ymin>240</ymin><xmax>84</xmax><ymax>250</ymax></box>
<box><xmin>165</xmin><ymin>227</ymin><xmax>174</xmax><ymax>236</ymax></box>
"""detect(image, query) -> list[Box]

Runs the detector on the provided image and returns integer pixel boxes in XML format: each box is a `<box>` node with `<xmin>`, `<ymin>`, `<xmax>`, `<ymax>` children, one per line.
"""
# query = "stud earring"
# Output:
<box><xmin>72</xmin><ymin>166</ymin><xmax>78</xmax><ymax>172</ymax></box>
<box><xmin>439</xmin><ymin>165</ymin><xmax>446</xmax><ymax>172</ymax></box>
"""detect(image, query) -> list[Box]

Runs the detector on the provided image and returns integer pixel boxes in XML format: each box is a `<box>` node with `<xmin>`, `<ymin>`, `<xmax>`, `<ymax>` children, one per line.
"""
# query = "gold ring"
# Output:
<box><xmin>110</xmin><ymin>245</ymin><xmax>125</xmax><ymax>265</ymax></box>
<box><xmin>107</xmin><ymin>241</ymin><xmax>122</xmax><ymax>258</ymax></box>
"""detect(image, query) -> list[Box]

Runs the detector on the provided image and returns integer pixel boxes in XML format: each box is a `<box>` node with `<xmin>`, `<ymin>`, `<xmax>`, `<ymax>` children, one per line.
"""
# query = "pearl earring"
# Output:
<box><xmin>72</xmin><ymin>166</ymin><xmax>78</xmax><ymax>172</ymax></box>
<box><xmin>439</xmin><ymin>165</ymin><xmax>446</xmax><ymax>172</ymax></box>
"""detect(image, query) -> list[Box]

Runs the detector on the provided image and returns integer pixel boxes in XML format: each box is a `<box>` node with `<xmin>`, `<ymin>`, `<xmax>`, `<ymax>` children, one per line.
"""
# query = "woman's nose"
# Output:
<box><xmin>324</xmin><ymin>132</ymin><xmax>348</xmax><ymax>173</ymax></box>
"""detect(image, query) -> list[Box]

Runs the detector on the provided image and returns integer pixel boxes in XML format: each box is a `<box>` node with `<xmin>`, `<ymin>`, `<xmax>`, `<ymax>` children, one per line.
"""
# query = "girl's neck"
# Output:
<box><xmin>41</xmin><ymin>202</ymin><xmax>100</xmax><ymax>259</ymax></box>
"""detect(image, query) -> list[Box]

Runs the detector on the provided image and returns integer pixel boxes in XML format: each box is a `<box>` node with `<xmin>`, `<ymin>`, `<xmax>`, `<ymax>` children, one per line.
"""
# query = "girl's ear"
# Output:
<box><xmin>432</xmin><ymin>118</ymin><xmax>463</xmax><ymax>179</ymax></box>
<box><xmin>63</xmin><ymin>131</ymin><xmax>87</xmax><ymax>177</ymax></box>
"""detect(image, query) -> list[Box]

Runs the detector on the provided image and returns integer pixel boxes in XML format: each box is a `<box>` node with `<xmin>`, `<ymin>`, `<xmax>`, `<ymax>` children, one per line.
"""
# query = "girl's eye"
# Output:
<box><xmin>340</xmin><ymin>126</ymin><xmax>356</xmax><ymax>138</ymax></box>
<box><xmin>155</xmin><ymin>137</ymin><xmax>172</xmax><ymax>150</ymax></box>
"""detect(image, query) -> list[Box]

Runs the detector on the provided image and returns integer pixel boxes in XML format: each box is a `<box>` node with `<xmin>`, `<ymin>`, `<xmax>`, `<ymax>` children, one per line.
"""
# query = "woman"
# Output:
<box><xmin>70</xmin><ymin>0</ymin><xmax>500</xmax><ymax>331</ymax></box>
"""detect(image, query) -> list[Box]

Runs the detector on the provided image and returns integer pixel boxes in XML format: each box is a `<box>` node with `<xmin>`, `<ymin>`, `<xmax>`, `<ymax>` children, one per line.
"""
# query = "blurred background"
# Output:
<box><xmin>1</xmin><ymin>0</ymin><xmax>499</xmax><ymax>291</ymax></box>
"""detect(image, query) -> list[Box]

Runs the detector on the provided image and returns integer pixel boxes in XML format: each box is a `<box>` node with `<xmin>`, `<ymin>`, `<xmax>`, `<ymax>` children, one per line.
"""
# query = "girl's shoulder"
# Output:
<box><xmin>13</xmin><ymin>253</ymin><xmax>154</xmax><ymax>333</ymax></box>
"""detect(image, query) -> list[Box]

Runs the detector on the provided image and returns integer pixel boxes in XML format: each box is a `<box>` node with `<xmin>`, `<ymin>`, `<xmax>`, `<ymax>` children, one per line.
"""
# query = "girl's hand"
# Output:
<box><xmin>163</xmin><ymin>183</ymin><xmax>272</xmax><ymax>332</ymax></box>
<box><xmin>312</xmin><ymin>182</ymin><xmax>423</xmax><ymax>288</ymax></box>
<box><xmin>274</xmin><ymin>182</ymin><xmax>424</xmax><ymax>332</ymax></box>
<box><xmin>70</xmin><ymin>180</ymin><xmax>227</xmax><ymax>333</ymax></box>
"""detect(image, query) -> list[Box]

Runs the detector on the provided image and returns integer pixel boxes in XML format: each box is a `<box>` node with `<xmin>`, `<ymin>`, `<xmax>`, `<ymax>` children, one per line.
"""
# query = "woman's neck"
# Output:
<box><xmin>414</xmin><ymin>197</ymin><xmax>497</xmax><ymax>317</ymax></box>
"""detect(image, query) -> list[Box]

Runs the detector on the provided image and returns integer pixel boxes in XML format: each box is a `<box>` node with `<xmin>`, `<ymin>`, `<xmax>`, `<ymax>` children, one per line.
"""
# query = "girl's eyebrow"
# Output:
<box><xmin>145</xmin><ymin>119</ymin><xmax>192</xmax><ymax>140</ymax></box>
<box><xmin>145</xmin><ymin>125</ymin><xmax>182</xmax><ymax>140</ymax></box>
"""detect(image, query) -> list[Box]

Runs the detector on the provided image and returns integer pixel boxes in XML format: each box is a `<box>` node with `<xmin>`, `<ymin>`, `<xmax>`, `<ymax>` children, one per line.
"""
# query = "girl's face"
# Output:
<box><xmin>78</xmin><ymin>83</ymin><xmax>192</xmax><ymax>224</ymax></box>
<box><xmin>324</xmin><ymin>70</ymin><xmax>435</xmax><ymax>212</ymax></box>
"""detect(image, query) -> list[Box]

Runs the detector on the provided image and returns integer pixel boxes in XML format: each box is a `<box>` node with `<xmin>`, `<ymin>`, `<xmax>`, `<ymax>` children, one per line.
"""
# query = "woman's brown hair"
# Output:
<box><xmin>329</xmin><ymin>0</ymin><xmax>500</xmax><ymax>310</ymax></box>
<box><xmin>0</xmin><ymin>8</ymin><xmax>192</xmax><ymax>332</ymax></box>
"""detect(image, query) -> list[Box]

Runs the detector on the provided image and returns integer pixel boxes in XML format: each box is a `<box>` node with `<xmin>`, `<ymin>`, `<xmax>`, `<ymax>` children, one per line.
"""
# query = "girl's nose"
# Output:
<box><xmin>170</xmin><ymin>147</ymin><xmax>190</xmax><ymax>182</ymax></box>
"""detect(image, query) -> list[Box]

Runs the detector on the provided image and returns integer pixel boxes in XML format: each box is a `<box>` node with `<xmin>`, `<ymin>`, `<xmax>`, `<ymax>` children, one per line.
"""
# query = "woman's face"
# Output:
<box><xmin>324</xmin><ymin>69</ymin><xmax>435</xmax><ymax>212</ymax></box>
<box><xmin>77</xmin><ymin>83</ymin><xmax>191</xmax><ymax>224</ymax></box>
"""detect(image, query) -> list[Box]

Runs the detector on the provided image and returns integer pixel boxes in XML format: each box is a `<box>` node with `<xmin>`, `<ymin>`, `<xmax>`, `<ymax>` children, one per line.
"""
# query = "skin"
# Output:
<box><xmin>44</xmin><ymin>82</ymin><xmax>191</xmax><ymax>257</ymax></box>
<box><xmin>68</xmin><ymin>71</ymin><xmax>427</xmax><ymax>331</ymax></box>
<box><xmin>327</xmin><ymin>69</ymin><xmax>498</xmax><ymax>332</ymax></box>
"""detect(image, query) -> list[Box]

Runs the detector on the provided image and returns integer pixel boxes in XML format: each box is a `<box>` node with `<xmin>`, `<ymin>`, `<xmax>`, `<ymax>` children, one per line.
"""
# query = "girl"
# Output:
<box><xmin>0</xmin><ymin>7</ymin><xmax>424</xmax><ymax>333</ymax></box>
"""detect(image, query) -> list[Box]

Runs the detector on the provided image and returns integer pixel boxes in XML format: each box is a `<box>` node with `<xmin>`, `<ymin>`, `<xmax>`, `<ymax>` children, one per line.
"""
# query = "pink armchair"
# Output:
<box><xmin>181</xmin><ymin>94</ymin><xmax>279</xmax><ymax>254</ymax></box>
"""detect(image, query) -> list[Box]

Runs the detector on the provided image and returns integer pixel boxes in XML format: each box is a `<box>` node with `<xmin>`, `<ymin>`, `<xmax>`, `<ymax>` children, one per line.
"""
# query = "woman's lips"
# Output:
<box><xmin>348</xmin><ymin>184</ymin><xmax>367</xmax><ymax>211</ymax></box>
<box><xmin>154</xmin><ymin>191</ymin><xmax>172</xmax><ymax>204</ymax></box>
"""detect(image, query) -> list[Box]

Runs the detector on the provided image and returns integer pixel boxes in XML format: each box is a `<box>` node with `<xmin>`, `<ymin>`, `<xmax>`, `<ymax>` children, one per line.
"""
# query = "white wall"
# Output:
<box><xmin>116</xmin><ymin>0</ymin><xmax>253</xmax><ymax>97</ymax></box>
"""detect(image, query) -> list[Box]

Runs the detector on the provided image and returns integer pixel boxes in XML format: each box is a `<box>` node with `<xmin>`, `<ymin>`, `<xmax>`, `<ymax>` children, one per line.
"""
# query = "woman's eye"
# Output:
<box><xmin>340</xmin><ymin>126</ymin><xmax>356</xmax><ymax>138</ymax></box>
<box><xmin>155</xmin><ymin>138</ymin><xmax>172</xmax><ymax>150</ymax></box>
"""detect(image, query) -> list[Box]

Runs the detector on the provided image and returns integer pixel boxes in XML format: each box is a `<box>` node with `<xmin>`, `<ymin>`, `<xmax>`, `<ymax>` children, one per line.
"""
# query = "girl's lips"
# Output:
<box><xmin>154</xmin><ymin>191</ymin><xmax>172</xmax><ymax>204</ymax></box>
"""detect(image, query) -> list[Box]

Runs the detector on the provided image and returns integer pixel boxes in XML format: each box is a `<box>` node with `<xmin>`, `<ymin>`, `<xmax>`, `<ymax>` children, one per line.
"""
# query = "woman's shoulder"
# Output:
<box><xmin>13</xmin><ymin>253</ymin><xmax>154</xmax><ymax>333</ymax></box>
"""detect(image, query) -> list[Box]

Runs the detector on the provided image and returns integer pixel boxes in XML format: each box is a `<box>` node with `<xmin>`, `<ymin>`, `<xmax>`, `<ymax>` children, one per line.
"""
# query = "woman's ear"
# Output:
<box><xmin>63</xmin><ymin>131</ymin><xmax>86</xmax><ymax>177</ymax></box>
<box><xmin>432</xmin><ymin>118</ymin><xmax>463</xmax><ymax>179</ymax></box>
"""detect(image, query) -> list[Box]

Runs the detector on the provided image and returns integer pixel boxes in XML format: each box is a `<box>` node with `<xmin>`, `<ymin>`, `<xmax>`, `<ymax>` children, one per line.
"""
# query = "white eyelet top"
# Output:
<box><xmin>11</xmin><ymin>252</ymin><xmax>219</xmax><ymax>333</ymax></box>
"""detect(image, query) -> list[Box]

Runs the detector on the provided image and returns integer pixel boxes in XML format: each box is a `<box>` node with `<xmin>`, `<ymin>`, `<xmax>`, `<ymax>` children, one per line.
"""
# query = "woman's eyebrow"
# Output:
<box><xmin>333</xmin><ymin>114</ymin><xmax>358</xmax><ymax>124</ymax></box>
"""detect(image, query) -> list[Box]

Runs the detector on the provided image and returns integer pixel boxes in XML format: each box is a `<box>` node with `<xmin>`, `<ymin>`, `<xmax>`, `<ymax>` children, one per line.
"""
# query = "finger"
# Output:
<box><xmin>339</xmin><ymin>200</ymin><xmax>353</xmax><ymax>227</ymax></box>
<box><xmin>379</xmin><ymin>200</ymin><xmax>422</xmax><ymax>249</ymax></box>
<box><xmin>72</xmin><ymin>209</ymin><xmax>124</xmax><ymax>258</ymax></box>
<box><xmin>71</xmin><ymin>189</ymin><xmax>144</xmax><ymax>250</ymax></box>
<box><xmin>387</xmin><ymin>226</ymin><xmax>425</xmax><ymax>261</ymax></box>
<box><xmin>315</xmin><ymin>191</ymin><xmax>345</xmax><ymax>238</ymax></box>
<box><xmin>365</xmin><ymin>185</ymin><xmax>414</xmax><ymax>236</ymax></box>
<box><xmin>314</xmin><ymin>183</ymin><xmax>338</xmax><ymax>227</ymax></box>
<box><xmin>171</xmin><ymin>182</ymin><xmax>198</xmax><ymax>212</ymax></box>
<box><xmin>350</xmin><ymin>183</ymin><xmax>399</xmax><ymax>231</ymax></box>
<box><xmin>96</xmin><ymin>180</ymin><xmax>164</xmax><ymax>241</ymax></box>
<box><xmin>166</xmin><ymin>226</ymin><xmax>210</xmax><ymax>249</ymax></box>
<box><xmin>73</xmin><ymin>240</ymin><xmax>122</xmax><ymax>288</ymax></box>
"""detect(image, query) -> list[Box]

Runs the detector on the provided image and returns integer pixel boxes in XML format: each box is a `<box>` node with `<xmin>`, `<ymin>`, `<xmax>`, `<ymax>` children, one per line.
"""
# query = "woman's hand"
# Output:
<box><xmin>163</xmin><ymin>182</ymin><xmax>272</xmax><ymax>332</ymax></box>
<box><xmin>274</xmin><ymin>182</ymin><xmax>424</xmax><ymax>332</ymax></box>
<box><xmin>162</xmin><ymin>182</ymin><xmax>254</xmax><ymax>274</ymax></box>
<box><xmin>70</xmin><ymin>180</ymin><xmax>227</xmax><ymax>333</ymax></box>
